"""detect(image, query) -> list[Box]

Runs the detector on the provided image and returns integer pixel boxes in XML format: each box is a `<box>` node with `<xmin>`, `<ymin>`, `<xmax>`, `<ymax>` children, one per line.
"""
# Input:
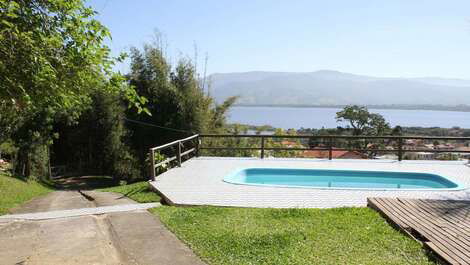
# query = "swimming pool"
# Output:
<box><xmin>223</xmin><ymin>168</ymin><xmax>461</xmax><ymax>190</ymax></box>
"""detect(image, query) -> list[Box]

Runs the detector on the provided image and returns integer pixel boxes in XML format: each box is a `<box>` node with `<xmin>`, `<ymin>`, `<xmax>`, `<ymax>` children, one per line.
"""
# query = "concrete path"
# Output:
<box><xmin>0</xmin><ymin>190</ymin><xmax>205</xmax><ymax>265</ymax></box>
<box><xmin>0</xmin><ymin>203</ymin><xmax>159</xmax><ymax>221</ymax></box>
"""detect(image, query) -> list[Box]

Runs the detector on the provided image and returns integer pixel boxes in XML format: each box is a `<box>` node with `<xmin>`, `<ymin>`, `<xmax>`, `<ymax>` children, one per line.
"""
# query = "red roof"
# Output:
<box><xmin>302</xmin><ymin>149</ymin><xmax>367</xmax><ymax>159</ymax></box>
<box><xmin>281</xmin><ymin>140</ymin><xmax>298</xmax><ymax>146</ymax></box>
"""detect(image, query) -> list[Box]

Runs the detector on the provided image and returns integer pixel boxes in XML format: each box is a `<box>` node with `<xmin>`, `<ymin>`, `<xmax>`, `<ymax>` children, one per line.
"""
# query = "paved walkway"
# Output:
<box><xmin>0</xmin><ymin>190</ymin><xmax>205</xmax><ymax>265</ymax></box>
<box><xmin>0</xmin><ymin>203</ymin><xmax>159</xmax><ymax>221</ymax></box>
<box><xmin>150</xmin><ymin>157</ymin><xmax>470</xmax><ymax>208</ymax></box>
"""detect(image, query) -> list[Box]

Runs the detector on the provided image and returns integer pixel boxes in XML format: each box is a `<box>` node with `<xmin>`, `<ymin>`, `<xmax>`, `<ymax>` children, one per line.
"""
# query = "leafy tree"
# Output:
<box><xmin>0</xmin><ymin>0</ymin><xmax>145</xmax><ymax>178</ymax></box>
<box><xmin>0</xmin><ymin>0</ymin><xmax>145</xmax><ymax>113</ymax></box>
<box><xmin>336</xmin><ymin>105</ymin><xmax>390</xmax><ymax>136</ymax></box>
<box><xmin>52</xmin><ymin>91</ymin><xmax>139</xmax><ymax>182</ymax></box>
<box><xmin>264</xmin><ymin>128</ymin><xmax>302</xmax><ymax>158</ymax></box>
<box><xmin>336</xmin><ymin>105</ymin><xmax>391</xmax><ymax>157</ymax></box>
<box><xmin>127</xmin><ymin>39</ymin><xmax>236</xmax><ymax>174</ymax></box>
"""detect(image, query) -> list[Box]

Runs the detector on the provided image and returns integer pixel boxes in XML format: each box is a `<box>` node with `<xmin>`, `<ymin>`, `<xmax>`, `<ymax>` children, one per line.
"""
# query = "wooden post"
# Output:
<box><xmin>328</xmin><ymin>137</ymin><xmax>333</xmax><ymax>160</ymax></box>
<box><xmin>177</xmin><ymin>142</ymin><xmax>182</xmax><ymax>167</ymax></box>
<box><xmin>47</xmin><ymin>146</ymin><xmax>52</xmax><ymax>179</ymax></box>
<box><xmin>260</xmin><ymin>136</ymin><xmax>265</xmax><ymax>159</ymax></box>
<box><xmin>195</xmin><ymin>136</ymin><xmax>200</xmax><ymax>157</ymax></box>
<box><xmin>398</xmin><ymin>138</ymin><xmax>403</xmax><ymax>161</ymax></box>
<box><xmin>150</xmin><ymin>149</ymin><xmax>155</xmax><ymax>181</ymax></box>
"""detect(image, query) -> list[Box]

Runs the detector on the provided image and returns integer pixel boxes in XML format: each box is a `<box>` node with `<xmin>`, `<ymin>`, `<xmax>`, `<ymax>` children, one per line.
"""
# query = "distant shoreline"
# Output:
<box><xmin>233</xmin><ymin>104</ymin><xmax>470</xmax><ymax>112</ymax></box>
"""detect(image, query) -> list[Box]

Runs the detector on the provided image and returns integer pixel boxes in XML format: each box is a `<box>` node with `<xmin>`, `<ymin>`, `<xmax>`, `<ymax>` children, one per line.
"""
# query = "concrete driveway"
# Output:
<box><xmin>0</xmin><ymin>191</ymin><xmax>205</xmax><ymax>265</ymax></box>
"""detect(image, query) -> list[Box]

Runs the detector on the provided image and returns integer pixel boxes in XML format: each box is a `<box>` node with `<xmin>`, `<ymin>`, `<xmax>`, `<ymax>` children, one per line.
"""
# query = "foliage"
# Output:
<box><xmin>264</xmin><ymin>128</ymin><xmax>302</xmax><ymax>158</ymax></box>
<box><xmin>336</xmin><ymin>105</ymin><xmax>393</xmax><ymax>157</ymax></box>
<box><xmin>152</xmin><ymin>206</ymin><xmax>435</xmax><ymax>265</ymax></box>
<box><xmin>1</xmin><ymin>0</ymin><xmax>146</xmax><ymax>179</ymax></box>
<box><xmin>127</xmin><ymin>39</ymin><xmax>236</xmax><ymax>175</ymax></box>
<box><xmin>0</xmin><ymin>0</ymin><xmax>145</xmax><ymax>114</ymax></box>
<box><xmin>97</xmin><ymin>181</ymin><xmax>160</xmax><ymax>203</ymax></box>
<box><xmin>435</xmin><ymin>153</ymin><xmax>459</xmax><ymax>161</ymax></box>
<box><xmin>336</xmin><ymin>105</ymin><xmax>391</xmax><ymax>136</ymax></box>
<box><xmin>10</xmin><ymin>108</ymin><xmax>56</xmax><ymax>179</ymax></box>
<box><xmin>0</xmin><ymin>140</ymin><xmax>17</xmax><ymax>160</ymax></box>
<box><xmin>200</xmin><ymin>124</ymin><xmax>258</xmax><ymax>157</ymax></box>
<box><xmin>52</xmin><ymin>90</ymin><xmax>140</xmax><ymax>181</ymax></box>
<box><xmin>0</xmin><ymin>171</ymin><xmax>53</xmax><ymax>215</ymax></box>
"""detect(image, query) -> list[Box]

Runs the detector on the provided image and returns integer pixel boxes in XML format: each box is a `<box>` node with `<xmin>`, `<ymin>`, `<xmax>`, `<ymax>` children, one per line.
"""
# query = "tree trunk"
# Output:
<box><xmin>13</xmin><ymin>147</ymin><xmax>30</xmax><ymax>179</ymax></box>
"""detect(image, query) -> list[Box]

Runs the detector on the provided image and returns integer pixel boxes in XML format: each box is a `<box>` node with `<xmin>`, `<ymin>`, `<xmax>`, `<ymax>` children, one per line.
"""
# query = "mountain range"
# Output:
<box><xmin>208</xmin><ymin>70</ymin><xmax>470</xmax><ymax>106</ymax></box>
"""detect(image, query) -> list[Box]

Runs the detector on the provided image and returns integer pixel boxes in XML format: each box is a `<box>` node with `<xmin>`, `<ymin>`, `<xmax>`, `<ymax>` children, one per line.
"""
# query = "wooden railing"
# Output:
<box><xmin>149</xmin><ymin>134</ymin><xmax>470</xmax><ymax>180</ymax></box>
<box><xmin>149</xmin><ymin>134</ymin><xmax>199</xmax><ymax>180</ymax></box>
<box><xmin>199</xmin><ymin>134</ymin><xmax>470</xmax><ymax>161</ymax></box>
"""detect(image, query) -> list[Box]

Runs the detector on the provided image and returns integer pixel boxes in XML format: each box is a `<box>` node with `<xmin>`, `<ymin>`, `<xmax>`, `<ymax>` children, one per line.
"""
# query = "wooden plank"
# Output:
<box><xmin>404</xmin><ymin>199</ymin><xmax>470</xmax><ymax>240</ymax></box>
<box><xmin>369</xmin><ymin>198</ymin><xmax>470</xmax><ymax>265</ymax></box>
<box><xmin>412</xmin><ymin>199</ymin><xmax>470</xmax><ymax>236</ymax></box>
<box><xmin>396</xmin><ymin>199</ymin><xmax>470</xmax><ymax>262</ymax></box>
<box><xmin>405</xmin><ymin>199</ymin><xmax>470</xmax><ymax>251</ymax></box>
<box><xmin>414</xmin><ymin>199</ymin><xmax>469</xmax><ymax>224</ymax></box>
<box><xmin>396</xmin><ymin>199</ymin><xmax>470</xmax><ymax>263</ymax></box>
<box><xmin>424</xmin><ymin>200</ymin><xmax>470</xmax><ymax>223</ymax></box>
<box><xmin>181</xmin><ymin>148</ymin><xmax>196</xmax><ymax>157</ymax></box>
<box><xmin>154</xmin><ymin>156</ymin><xmax>177</xmax><ymax>168</ymax></box>
<box><xmin>425</xmin><ymin>241</ymin><xmax>465</xmax><ymax>265</ymax></box>
<box><xmin>421</xmin><ymin>199</ymin><xmax>470</xmax><ymax>218</ymax></box>
<box><xmin>368</xmin><ymin>198</ymin><xmax>410</xmax><ymax>229</ymax></box>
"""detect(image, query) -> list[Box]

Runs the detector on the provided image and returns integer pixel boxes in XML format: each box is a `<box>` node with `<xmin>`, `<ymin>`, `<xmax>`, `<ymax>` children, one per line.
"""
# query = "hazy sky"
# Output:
<box><xmin>88</xmin><ymin>0</ymin><xmax>470</xmax><ymax>79</ymax></box>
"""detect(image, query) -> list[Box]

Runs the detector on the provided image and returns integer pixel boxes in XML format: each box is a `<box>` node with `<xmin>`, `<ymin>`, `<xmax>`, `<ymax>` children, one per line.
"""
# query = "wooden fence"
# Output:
<box><xmin>149</xmin><ymin>134</ymin><xmax>470</xmax><ymax>180</ymax></box>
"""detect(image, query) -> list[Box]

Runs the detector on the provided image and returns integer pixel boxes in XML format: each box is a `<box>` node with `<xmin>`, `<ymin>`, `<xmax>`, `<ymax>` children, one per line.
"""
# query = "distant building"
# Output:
<box><xmin>375</xmin><ymin>154</ymin><xmax>398</xmax><ymax>160</ymax></box>
<box><xmin>454</xmin><ymin>147</ymin><xmax>470</xmax><ymax>159</ymax></box>
<box><xmin>281</xmin><ymin>140</ymin><xmax>301</xmax><ymax>148</ymax></box>
<box><xmin>435</xmin><ymin>144</ymin><xmax>455</xmax><ymax>151</ymax></box>
<box><xmin>303</xmin><ymin>149</ymin><xmax>367</xmax><ymax>159</ymax></box>
<box><xmin>405</xmin><ymin>152</ymin><xmax>435</xmax><ymax>160</ymax></box>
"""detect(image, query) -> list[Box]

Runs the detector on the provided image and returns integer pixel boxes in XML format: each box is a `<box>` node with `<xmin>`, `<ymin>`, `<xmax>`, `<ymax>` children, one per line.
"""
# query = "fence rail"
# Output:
<box><xmin>149</xmin><ymin>134</ymin><xmax>470</xmax><ymax>180</ymax></box>
<box><xmin>149</xmin><ymin>134</ymin><xmax>199</xmax><ymax>180</ymax></box>
<box><xmin>199</xmin><ymin>134</ymin><xmax>470</xmax><ymax>161</ymax></box>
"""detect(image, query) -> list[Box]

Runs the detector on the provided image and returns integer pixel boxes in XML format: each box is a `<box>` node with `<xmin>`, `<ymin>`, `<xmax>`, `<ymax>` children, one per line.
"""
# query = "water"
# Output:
<box><xmin>228</xmin><ymin>106</ymin><xmax>470</xmax><ymax>129</ymax></box>
<box><xmin>224</xmin><ymin>168</ymin><xmax>460</xmax><ymax>190</ymax></box>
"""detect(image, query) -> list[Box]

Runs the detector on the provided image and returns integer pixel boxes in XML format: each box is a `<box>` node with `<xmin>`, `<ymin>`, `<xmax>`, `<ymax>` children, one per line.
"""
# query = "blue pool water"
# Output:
<box><xmin>223</xmin><ymin>168</ymin><xmax>460</xmax><ymax>190</ymax></box>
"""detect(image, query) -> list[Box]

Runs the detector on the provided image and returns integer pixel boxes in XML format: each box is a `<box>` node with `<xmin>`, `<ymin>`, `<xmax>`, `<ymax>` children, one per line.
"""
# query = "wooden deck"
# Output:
<box><xmin>368</xmin><ymin>198</ymin><xmax>470</xmax><ymax>265</ymax></box>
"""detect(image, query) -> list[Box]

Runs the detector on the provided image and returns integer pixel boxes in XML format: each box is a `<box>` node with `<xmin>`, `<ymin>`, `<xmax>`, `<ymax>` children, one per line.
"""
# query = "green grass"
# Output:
<box><xmin>152</xmin><ymin>206</ymin><xmax>435</xmax><ymax>265</ymax></box>
<box><xmin>98</xmin><ymin>181</ymin><xmax>161</xmax><ymax>203</ymax></box>
<box><xmin>0</xmin><ymin>172</ymin><xmax>53</xmax><ymax>215</ymax></box>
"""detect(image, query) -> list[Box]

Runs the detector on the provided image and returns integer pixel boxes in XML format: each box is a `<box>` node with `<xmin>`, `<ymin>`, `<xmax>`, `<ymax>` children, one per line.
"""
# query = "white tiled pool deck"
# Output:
<box><xmin>149</xmin><ymin>157</ymin><xmax>470</xmax><ymax>208</ymax></box>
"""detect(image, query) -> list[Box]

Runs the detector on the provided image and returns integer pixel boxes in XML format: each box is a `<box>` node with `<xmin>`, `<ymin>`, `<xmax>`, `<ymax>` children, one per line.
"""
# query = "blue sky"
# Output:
<box><xmin>88</xmin><ymin>0</ymin><xmax>470</xmax><ymax>79</ymax></box>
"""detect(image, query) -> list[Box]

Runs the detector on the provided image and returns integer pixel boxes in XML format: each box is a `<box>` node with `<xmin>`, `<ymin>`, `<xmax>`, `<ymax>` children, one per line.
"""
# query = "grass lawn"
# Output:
<box><xmin>98</xmin><ymin>181</ymin><xmax>161</xmax><ymax>203</ymax></box>
<box><xmin>0</xmin><ymin>172</ymin><xmax>53</xmax><ymax>215</ymax></box>
<box><xmin>152</xmin><ymin>206</ymin><xmax>435</xmax><ymax>265</ymax></box>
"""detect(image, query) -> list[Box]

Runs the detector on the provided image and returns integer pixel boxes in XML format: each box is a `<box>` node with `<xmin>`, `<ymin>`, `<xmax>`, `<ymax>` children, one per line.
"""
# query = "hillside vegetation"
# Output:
<box><xmin>209</xmin><ymin>70</ymin><xmax>470</xmax><ymax>106</ymax></box>
<box><xmin>0</xmin><ymin>172</ymin><xmax>52</xmax><ymax>215</ymax></box>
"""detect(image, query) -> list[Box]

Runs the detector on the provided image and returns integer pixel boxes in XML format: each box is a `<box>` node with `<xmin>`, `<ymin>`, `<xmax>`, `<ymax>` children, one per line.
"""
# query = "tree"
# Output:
<box><xmin>52</xmin><ymin>91</ymin><xmax>139</xmax><ymax>182</ymax></box>
<box><xmin>127</xmin><ymin>39</ymin><xmax>236</xmax><ymax>175</ymax></box>
<box><xmin>0</xmin><ymin>0</ymin><xmax>145</xmax><ymax>178</ymax></box>
<box><xmin>0</xmin><ymin>0</ymin><xmax>145</xmax><ymax>114</ymax></box>
<box><xmin>336</xmin><ymin>105</ymin><xmax>390</xmax><ymax>136</ymax></box>
<box><xmin>336</xmin><ymin>105</ymin><xmax>391</xmax><ymax>157</ymax></box>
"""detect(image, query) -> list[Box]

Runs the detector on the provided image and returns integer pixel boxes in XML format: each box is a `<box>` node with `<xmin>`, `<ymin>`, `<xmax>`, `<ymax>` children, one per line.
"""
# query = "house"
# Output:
<box><xmin>435</xmin><ymin>144</ymin><xmax>455</xmax><ymax>151</ymax></box>
<box><xmin>302</xmin><ymin>149</ymin><xmax>367</xmax><ymax>159</ymax></box>
<box><xmin>281</xmin><ymin>140</ymin><xmax>300</xmax><ymax>148</ymax></box>
<box><xmin>405</xmin><ymin>152</ymin><xmax>435</xmax><ymax>160</ymax></box>
<box><xmin>454</xmin><ymin>146</ymin><xmax>470</xmax><ymax>159</ymax></box>
<box><xmin>375</xmin><ymin>154</ymin><xmax>399</xmax><ymax>160</ymax></box>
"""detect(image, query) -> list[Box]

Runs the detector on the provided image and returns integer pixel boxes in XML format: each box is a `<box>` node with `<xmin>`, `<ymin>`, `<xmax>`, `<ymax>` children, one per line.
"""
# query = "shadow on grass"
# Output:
<box><xmin>116</xmin><ymin>185</ymin><xmax>155</xmax><ymax>200</ymax></box>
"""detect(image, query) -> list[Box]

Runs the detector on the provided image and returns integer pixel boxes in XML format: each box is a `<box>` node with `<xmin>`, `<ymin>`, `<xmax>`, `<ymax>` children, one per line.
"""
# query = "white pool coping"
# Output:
<box><xmin>149</xmin><ymin>157</ymin><xmax>470</xmax><ymax>208</ymax></box>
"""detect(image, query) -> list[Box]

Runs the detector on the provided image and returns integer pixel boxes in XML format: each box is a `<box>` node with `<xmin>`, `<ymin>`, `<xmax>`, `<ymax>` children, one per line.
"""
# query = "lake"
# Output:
<box><xmin>227</xmin><ymin>106</ymin><xmax>470</xmax><ymax>129</ymax></box>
